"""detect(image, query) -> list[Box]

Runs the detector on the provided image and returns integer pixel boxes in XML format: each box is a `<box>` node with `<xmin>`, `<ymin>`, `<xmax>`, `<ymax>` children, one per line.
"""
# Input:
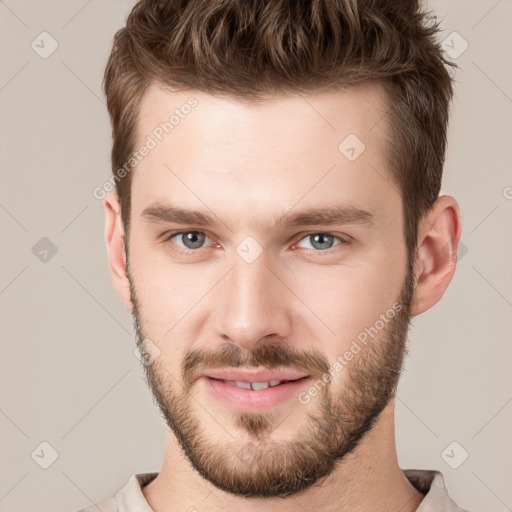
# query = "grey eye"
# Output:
<box><xmin>297</xmin><ymin>233</ymin><xmax>341</xmax><ymax>251</ymax></box>
<box><xmin>175</xmin><ymin>231</ymin><xmax>207</xmax><ymax>249</ymax></box>
<box><xmin>309</xmin><ymin>233</ymin><xmax>335</xmax><ymax>250</ymax></box>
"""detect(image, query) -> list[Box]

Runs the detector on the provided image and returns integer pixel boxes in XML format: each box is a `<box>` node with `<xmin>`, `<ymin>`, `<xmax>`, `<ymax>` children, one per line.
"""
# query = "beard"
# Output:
<box><xmin>127</xmin><ymin>259</ymin><xmax>416</xmax><ymax>499</ymax></box>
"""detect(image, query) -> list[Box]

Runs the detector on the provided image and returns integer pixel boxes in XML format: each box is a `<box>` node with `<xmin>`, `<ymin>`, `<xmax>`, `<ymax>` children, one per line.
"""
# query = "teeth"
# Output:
<box><xmin>223</xmin><ymin>380</ymin><xmax>285</xmax><ymax>390</ymax></box>
<box><xmin>250</xmin><ymin>381</ymin><xmax>269</xmax><ymax>390</ymax></box>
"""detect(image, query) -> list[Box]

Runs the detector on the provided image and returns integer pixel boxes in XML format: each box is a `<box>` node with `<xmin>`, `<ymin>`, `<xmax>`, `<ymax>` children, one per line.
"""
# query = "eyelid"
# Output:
<box><xmin>292</xmin><ymin>230</ymin><xmax>352</xmax><ymax>244</ymax></box>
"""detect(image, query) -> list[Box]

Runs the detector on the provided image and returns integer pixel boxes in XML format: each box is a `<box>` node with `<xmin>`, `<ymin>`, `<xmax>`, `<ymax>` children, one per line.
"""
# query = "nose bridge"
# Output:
<box><xmin>216</xmin><ymin>250</ymin><xmax>290</xmax><ymax>348</ymax></box>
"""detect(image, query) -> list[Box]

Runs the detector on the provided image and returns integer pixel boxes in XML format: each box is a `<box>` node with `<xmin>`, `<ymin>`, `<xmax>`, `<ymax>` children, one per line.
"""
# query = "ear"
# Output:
<box><xmin>410</xmin><ymin>195</ymin><xmax>462</xmax><ymax>316</ymax></box>
<box><xmin>104</xmin><ymin>192</ymin><xmax>133</xmax><ymax>311</ymax></box>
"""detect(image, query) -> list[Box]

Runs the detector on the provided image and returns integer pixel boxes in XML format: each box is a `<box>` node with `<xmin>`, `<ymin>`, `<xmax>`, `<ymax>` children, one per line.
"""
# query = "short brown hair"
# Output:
<box><xmin>103</xmin><ymin>0</ymin><xmax>456</xmax><ymax>268</ymax></box>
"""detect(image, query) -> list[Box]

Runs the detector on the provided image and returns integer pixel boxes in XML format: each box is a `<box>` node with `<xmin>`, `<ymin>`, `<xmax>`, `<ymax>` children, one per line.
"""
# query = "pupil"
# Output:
<box><xmin>312</xmin><ymin>233</ymin><xmax>333</xmax><ymax>250</ymax></box>
<box><xmin>183</xmin><ymin>231</ymin><xmax>204</xmax><ymax>249</ymax></box>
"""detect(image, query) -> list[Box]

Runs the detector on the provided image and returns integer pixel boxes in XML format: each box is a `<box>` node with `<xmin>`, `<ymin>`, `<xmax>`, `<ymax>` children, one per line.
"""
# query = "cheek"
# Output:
<box><xmin>287</xmin><ymin>256</ymin><xmax>406</xmax><ymax>349</ymax></box>
<box><xmin>128</xmin><ymin>240</ymin><xmax>206</xmax><ymax>341</ymax></box>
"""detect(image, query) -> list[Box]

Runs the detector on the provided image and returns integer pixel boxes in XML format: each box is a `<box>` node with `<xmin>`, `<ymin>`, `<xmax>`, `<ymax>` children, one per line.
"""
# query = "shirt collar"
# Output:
<box><xmin>403</xmin><ymin>469</ymin><xmax>468</xmax><ymax>511</ymax></box>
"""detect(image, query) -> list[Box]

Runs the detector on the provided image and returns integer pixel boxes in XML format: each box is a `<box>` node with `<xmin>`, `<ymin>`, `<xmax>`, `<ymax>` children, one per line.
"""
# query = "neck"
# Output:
<box><xmin>143</xmin><ymin>401</ymin><xmax>425</xmax><ymax>512</ymax></box>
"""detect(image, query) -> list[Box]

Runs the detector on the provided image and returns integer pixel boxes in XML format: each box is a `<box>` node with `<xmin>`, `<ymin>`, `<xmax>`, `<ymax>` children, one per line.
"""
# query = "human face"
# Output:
<box><xmin>125</xmin><ymin>82</ymin><xmax>412</xmax><ymax>497</ymax></box>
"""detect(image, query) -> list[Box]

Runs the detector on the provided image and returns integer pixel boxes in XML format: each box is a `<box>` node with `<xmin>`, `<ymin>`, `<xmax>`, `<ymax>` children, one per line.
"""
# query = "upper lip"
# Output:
<box><xmin>203</xmin><ymin>368</ymin><xmax>310</xmax><ymax>383</ymax></box>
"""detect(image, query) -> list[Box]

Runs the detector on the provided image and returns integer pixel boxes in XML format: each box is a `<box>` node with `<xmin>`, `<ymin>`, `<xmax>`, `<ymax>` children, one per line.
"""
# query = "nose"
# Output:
<box><xmin>213</xmin><ymin>251</ymin><xmax>292</xmax><ymax>351</ymax></box>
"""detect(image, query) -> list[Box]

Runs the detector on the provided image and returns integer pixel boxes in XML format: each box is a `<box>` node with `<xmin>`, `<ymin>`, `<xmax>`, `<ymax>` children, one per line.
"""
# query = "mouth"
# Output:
<box><xmin>203</xmin><ymin>368</ymin><xmax>310</xmax><ymax>383</ymax></box>
<box><xmin>201</xmin><ymin>369</ymin><xmax>312</xmax><ymax>411</ymax></box>
<box><xmin>207</xmin><ymin>376</ymin><xmax>308</xmax><ymax>390</ymax></box>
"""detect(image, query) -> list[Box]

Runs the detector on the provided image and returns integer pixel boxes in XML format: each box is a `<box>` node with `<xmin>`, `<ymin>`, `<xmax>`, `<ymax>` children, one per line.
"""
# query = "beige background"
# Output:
<box><xmin>1</xmin><ymin>1</ymin><xmax>511</xmax><ymax>511</ymax></box>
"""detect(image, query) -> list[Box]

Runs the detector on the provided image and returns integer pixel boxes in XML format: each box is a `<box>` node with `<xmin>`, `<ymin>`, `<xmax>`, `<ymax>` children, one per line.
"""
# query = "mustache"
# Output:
<box><xmin>181</xmin><ymin>342</ymin><xmax>330</xmax><ymax>388</ymax></box>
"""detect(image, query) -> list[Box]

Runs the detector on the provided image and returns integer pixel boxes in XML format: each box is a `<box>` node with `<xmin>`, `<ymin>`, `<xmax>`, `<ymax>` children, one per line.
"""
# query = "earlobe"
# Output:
<box><xmin>104</xmin><ymin>192</ymin><xmax>133</xmax><ymax>311</ymax></box>
<box><xmin>410</xmin><ymin>195</ymin><xmax>462</xmax><ymax>317</ymax></box>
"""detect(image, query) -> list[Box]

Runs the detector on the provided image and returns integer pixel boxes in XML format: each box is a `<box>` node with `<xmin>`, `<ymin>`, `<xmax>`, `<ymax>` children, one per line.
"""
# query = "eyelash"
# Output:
<box><xmin>163</xmin><ymin>230</ymin><xmax>350</xmax><ymax>256</ymax></box>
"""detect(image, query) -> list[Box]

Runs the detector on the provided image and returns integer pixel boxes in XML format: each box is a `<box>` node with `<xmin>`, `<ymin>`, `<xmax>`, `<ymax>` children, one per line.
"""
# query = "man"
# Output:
<box><xmin>81</xmin><ymin>0</ymin><xmax>469</xmax><ymax>510</ymax></box>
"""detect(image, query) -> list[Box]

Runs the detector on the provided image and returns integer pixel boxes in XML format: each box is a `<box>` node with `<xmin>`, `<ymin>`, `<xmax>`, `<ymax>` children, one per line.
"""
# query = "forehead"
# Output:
<box><xmin>135</xmin><ymin>81</ymin><xmax>390</xmax><ymax>148</ymax></box>
<box><xmin>130</xmin><ymin>82</ymin><xmax>396</xmax><ymax>229</ymax></box>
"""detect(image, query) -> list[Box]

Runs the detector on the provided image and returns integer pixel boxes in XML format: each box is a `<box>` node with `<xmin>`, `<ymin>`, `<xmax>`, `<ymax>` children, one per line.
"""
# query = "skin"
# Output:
<box><xmin>104</xmin><ymin>81</ymin><xmax>462</xmax><ymax>512</ymax></box>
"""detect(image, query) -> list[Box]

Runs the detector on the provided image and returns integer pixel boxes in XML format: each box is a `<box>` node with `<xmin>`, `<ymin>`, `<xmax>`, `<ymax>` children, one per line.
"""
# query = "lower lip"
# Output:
<box><xmin>202</xmin><ymin>376</ymin><xmax>312</xmax><ymax>412</ymax></box>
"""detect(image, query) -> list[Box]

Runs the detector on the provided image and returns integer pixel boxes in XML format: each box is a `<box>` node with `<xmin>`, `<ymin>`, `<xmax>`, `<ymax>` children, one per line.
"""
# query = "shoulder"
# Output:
<box><xmin>73</xmin><ymin>472</ymin><xmax>158</xmax><ymax>512</ymax></box>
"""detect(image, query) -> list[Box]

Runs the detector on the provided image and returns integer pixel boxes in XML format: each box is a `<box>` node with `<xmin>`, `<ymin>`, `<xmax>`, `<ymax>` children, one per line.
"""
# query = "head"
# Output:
<box><xmin>102</xmin><ymin>0</ymin><xmax>462</xmax><ymax>499</ymax></box>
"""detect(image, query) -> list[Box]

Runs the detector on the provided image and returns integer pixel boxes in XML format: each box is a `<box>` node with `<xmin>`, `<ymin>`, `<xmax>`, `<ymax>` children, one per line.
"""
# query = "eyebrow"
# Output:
<box><xmin>141</xmin><ymin>201</ymin><xmax>376</xmax><ymax>232</ymax></box>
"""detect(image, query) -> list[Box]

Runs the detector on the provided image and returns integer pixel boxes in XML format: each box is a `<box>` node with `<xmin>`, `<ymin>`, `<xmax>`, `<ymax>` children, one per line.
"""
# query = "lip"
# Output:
<box><xmin>201</xmin><ymin>372</ymin><xmax>312</xmax><ymax>412</ymax></box>
<box><xmin>203</xmin><ymin>368</ymin><xmax>310</xmax><ymax>383</ymax></box>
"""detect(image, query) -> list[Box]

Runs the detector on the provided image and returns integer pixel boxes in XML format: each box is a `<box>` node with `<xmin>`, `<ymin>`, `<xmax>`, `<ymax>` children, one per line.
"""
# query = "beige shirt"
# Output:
<box><xmin>77</xmin><ymin>469</ymin><xmax>471</xmax><ymax>512</ymax></box>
